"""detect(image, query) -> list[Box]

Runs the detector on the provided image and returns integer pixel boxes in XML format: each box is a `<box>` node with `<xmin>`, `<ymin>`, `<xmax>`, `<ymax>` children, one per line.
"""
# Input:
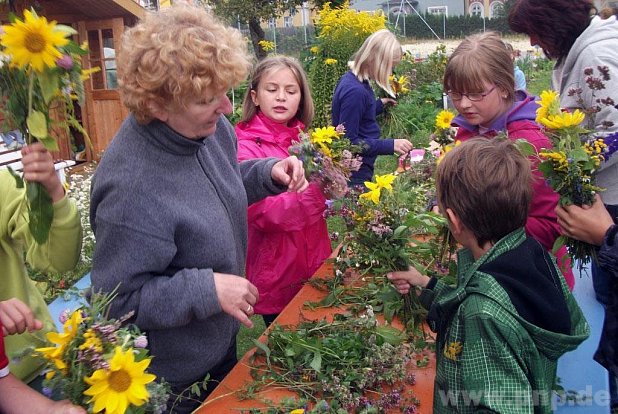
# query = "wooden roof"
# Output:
<box><xmin>1</xmin><ymin>0</ymin><xmax>145</xmax><ymax>22</ymax></box>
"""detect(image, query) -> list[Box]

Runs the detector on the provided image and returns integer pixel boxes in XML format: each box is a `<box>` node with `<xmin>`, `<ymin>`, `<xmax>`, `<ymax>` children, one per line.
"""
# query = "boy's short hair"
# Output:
<box><xmin>436</xmin><ymin>138</ymin><xmax>532</xmax><ymax>247</ymax></box>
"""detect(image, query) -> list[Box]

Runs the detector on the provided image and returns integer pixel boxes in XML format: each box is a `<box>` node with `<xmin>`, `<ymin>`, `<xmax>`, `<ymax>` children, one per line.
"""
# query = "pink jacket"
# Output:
<box><xmin>454</xmin><ymin>93</ymin><xmax>574</xmax><ymax>289</ymax></box>
<box><xmin>236</xmin><ymin>112</ymin><xmax>332</xmax><ymax>314</ymax></box>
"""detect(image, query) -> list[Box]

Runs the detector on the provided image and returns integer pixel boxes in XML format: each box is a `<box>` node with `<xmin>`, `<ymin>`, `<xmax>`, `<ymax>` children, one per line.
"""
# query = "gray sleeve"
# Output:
<box><xmin>240</xmin><ymin>157</ymin><xmax>287</xmax><ymax>205</ymax></box>
<box><xmin>91</xmin><ymin>218</ymin><xmax>221</xmax><ymax>330</ymax></box>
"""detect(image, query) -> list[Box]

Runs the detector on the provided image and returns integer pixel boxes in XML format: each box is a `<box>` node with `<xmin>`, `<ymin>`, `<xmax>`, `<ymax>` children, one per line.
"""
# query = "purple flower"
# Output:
<box><xmin>134</xmin><ymin>335</ymin><xmax>148</xmax><ymax>348</ymax></box>
<box><xmin>59</xmin><ymin>308</ymin><xmax>71</xmax><ymax>324</ymax></box>
<box><xmin>42</xmin><ymin>387</ymin><xmax>53</xmax><ymax>398</ymax></box>
<box><xmin>56</xmin><ymin>55</ymin><xmax>73</xmax><ymax>70</ymax></box>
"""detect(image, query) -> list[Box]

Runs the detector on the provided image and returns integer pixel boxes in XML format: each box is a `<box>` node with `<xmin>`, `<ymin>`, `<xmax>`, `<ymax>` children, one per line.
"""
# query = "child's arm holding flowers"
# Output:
<box><xmin>387</xmin><ymin>267</ymin><xmax>431</xmax><ymax>294</ymax></box>
<box><xmin>0</xmin><ymin>304</ymin><xmax>85</xmax><ymax>414</ymax></box>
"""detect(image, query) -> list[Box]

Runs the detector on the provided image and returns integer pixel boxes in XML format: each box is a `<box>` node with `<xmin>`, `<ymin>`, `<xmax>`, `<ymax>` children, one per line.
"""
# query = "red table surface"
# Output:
<box><xmin>197</xmin><ymin>262</ymin><xmax>436</xmax><ymax>413</ymax></box>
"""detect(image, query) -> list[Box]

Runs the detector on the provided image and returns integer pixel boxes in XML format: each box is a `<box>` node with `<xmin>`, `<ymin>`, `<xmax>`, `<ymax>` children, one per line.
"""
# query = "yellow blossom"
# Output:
<box><xmin>324</xmin><ymin>58</ymin><xmax>338</xmax><ymax>65</ymax></box>
<box><xmin>84</xmin><ymin>347</ymin><xmax>156</xmax><ymax>414</ymax></box>
<box><xmin>437</xmin><ymin>140</ymin><xmax>461</xmax><ymax>164</ymax></box>
<box><xmin>444</xmin><ymin>341</ymin><xmax>463</xmax><ymax>360</ymax></box>
<box><xmin>435</xmin><ymin>110</ymin><xmax>455</xmax><ymax>130</ymax></box>
<box><xmin>359</xmin><ymin>174</ymin><xmax>396</xmax><ymax>204</ymax></box>
<box><xmin>258</xmin><ymin>40</ymin><xmax>275</xmax><ymax>52</ymax></box>
<box><xmin>311</xmin><ymin>126</ymin><xmax>341</xmax><ymax>146</ymax></box>
<box><xmin>36</xmin><ymin>310</ymin><xmax>83</xmax><ymax>371</ymax></box>
<box><xmin>79</xmin><ymin>329</ymin><xmax>104</xmax><ymax>353</ymax></box>
<box><xmin>0</xmin><ymin>9</ymin><xmax>70</xmax><ymax>72</ymax></box>
<box><xmin>310</xmin><ymin>46</ymin><xmax>319</xmax><ymax>54</ymax></box>
<box><xmin>538</xmin><ymin>109</ymin><xmax>585</xmax><ymax>130</ymax></box>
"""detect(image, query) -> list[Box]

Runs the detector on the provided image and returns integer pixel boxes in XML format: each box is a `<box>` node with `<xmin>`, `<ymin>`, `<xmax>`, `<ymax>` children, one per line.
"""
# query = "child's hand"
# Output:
<box><xmin>0</xmin><ymin>298</ymin><xmax>43</xmax><ymax>336</ymax></box>
<box><xmin>387</xmin><ymin>267</ymin><xmax>431</xmax><ymax>294</ymax></box>
<box><xmin>21</xmin><ymin>143</ymin><xmax>65</xmax><ymax>203</ymax></box>
<box><xmin>393</xmin><ymin>139</ymin><xmax>413</xmax><ymax>155</ymax></box>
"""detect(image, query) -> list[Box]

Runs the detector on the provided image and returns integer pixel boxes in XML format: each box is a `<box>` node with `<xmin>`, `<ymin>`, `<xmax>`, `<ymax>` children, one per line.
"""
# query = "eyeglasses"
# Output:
<box><xmin>447</xmin><ymin>86</ymin><xmax>496</xmax><ymax>102</ymax></box>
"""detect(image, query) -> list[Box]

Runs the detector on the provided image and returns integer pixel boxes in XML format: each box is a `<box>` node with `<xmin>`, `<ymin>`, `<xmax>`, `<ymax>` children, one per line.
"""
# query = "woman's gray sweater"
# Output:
<box><xmin>90</xmin><ymin>114</ymin><xmax>284</xmax><ymax>386</ymax></box>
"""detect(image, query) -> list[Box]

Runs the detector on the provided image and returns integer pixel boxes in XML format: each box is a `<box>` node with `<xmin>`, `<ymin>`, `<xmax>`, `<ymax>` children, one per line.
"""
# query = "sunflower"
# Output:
<box><xmin>0</xmin><ymin>9</ymin><xmax>69</xmax><ymax>72</ymax></box>
<box><xmin>84</xmin><ymin>347</ymin><xmax>156</xmax><ymax>414</ymax></box>
<box><xmin>435</xmin><ymin>110</ymin><xmax>455</xmax><ymax>130</ymax></box>
<box><xmin>538</xmin><ymin>109</ymin><xmax>585</xmax><ymax>130</ymax></box>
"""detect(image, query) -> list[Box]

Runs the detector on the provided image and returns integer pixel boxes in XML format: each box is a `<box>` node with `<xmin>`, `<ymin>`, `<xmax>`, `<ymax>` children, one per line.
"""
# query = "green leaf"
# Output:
<box><xmin>26</xmin><ymin>110</ymin><xmax>48</xmax><ymax>139</ymax></box>
<box><xmin>251</xmin><ymin>339</ymin><xmax>271</xmax><ymax>358</ymax></box>
<box><xmin>26</xmin><ymin>181</ymin><xmax>54</xmax><ymax>244</ymax></box>
<box><xmin>375</xmin><ymin>325</ymin><xmax>405</xmax><ymax>346</ymax></box>
<box><xmin>56</xmin><ymin>24</ymin><xmax>78</xmax><ymax>36</ymax></box>
<box><xmin>514</xmin><ymin>139</ymin><xmax>537</xmax><ymax>157</ymax></box>
<box><xmin>38</xmin><ymin>136</ymin><xmax>59</xmax><ymax>152</ymax></box>
<box><xmin>309</xmin><ymin>351</ymin><xmax>322</xmax><ymax>372</ymax></box>
<box><xmin>37</xmin><ymin>70</ymin><xmax>60</xmax><ymax>104</ymax></box>
<box><xmin>7</xmin><ymin>167</ymin><xmax>24</xmax><ymax>188</ymax></box>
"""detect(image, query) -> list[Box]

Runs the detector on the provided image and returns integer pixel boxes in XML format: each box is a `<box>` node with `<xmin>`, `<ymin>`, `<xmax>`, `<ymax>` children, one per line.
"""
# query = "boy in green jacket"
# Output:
<box><xmin>0</xmin><ymin>143</ymin><xmax>82</xmax><ymax>382</ymax></box>
<box><xmin>388</xmin><ymin>138</ymin><xmax>589</xmax><ymax>413</ymax></box>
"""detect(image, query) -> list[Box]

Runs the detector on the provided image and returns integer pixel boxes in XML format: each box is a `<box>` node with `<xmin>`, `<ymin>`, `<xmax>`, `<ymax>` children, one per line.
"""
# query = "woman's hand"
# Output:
<box><xmin>21</xmin><ymin>143</ymin><xmax>65</xmax><ymax>203</ymax></box>
<box><xmin>213</xmin><ymin>273</ymin><xmax>259</xmax><ymax>328</ymax></box>
<box><xmin>555</xmin><ymin>194</ymin><xmax>614</xmax><ymax>246</ymax></box>
<box><xmin>381</xmin><ymin>97</ymin><xmax>397</xmax><ymax>106</ymax></box>
<box><xmin>271</xmin><ymin>156</ymin><xmax>308</xmax><ymax>192</ymax></box>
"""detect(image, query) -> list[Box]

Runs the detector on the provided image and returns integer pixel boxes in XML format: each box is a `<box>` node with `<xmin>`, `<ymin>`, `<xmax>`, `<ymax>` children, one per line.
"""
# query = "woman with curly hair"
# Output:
<box><xmin>89</xmin><ymin>5</ymin><xmax>307</xmax><ymax>412</ymax></box>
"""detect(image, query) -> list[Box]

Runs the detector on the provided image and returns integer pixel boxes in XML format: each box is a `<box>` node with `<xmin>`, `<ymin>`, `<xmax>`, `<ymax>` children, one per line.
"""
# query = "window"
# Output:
<box><xmin>284</xmin><ymin>16</ymin><xmax>293</xmax><ymax>28</ymax></box>
<box><xmin>268</xmin><ymin>18</ymin><xmax>276</xmax><ymax>29</ymax></box>
<box><xmin>489</xmin><ymin>1</ymin><xmax>504</xmax><ymax>18</ymax></box>
<box><xmin>427</xmin><ymin>6</ymin><xmax>448</xmax><ymax>16</ymax></box>
<box><xmin>469</xmin><ymin>2</ymin><xmax>484</xmax><ymax>17</ymax></box>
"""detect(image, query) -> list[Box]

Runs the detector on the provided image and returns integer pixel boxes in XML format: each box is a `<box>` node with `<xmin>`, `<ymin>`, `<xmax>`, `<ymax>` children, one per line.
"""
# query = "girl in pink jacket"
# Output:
<box><xmin>236</xmin><ymin>56</ymin><xmax>332</xmax><ymax>325</ymax></box>
<box><xmin>444</xmin><ymin>32</ymin><xmax>574</xmax><ymax>289</ymax></box>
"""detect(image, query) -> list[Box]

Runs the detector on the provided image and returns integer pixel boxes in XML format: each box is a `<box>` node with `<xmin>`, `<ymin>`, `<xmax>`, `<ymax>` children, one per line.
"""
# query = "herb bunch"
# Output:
<box><xmin>248</xmin><ymin>311</ymin><xmax>420</xmax><ymax>413</ymax></box>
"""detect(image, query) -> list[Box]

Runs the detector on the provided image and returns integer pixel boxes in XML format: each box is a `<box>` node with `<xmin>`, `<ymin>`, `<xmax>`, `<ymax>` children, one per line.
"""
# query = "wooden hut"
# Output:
<box><xmin>1</xmin><ymin>0</ymin><xmax>146</xmax><ymax>161</ymax></box>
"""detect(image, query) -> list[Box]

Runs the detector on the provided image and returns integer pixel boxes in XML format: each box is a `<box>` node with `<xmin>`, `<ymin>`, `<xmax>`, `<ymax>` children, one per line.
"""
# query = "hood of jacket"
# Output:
<box><xmin>430</xmin><ymin>229</ymin><xmax>589</xmax><ymax>361</ymax></box>
<box><xmin>235</xmin><ymin>111</ymin><xmax>304</xmax><ymax>148</ymax></box>
<box><xmin>561</xmin><ymin>16</ymin><xmax>618</xmax><ymax>79</ymax></box>
<box><xmin>453</xmin><ymin>90</ymin><xmax>539</xmax><ymax>136</ymax></box>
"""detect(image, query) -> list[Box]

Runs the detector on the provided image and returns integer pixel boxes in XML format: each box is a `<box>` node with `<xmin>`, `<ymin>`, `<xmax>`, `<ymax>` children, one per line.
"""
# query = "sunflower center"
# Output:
<box><xmin>25</xmin><ymin>31</ymin><xmax>46</xmax><ymax>53</ymax></box>
<box><xmin>108</xmin><ymin>369</ymin><xmax>132</xmax><ymax>393</ymax></box>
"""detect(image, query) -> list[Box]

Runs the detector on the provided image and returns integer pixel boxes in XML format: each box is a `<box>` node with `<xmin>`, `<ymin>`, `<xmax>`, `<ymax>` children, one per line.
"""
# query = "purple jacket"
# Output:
<box><xmin>236</xmin><ymin>112</ymin><xmax>332</xmax><ymax>314</ymax></box>
<box><xmin>453</xmin><ymin>92</ymin><xmax>574</xmax><ymax>289</ymax></box>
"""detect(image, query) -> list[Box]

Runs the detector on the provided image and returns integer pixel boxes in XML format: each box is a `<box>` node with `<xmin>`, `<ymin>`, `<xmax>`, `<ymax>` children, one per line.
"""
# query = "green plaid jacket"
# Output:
<box><xmin>420</xmin><ymin>229</ymin><xmax>590</xmax><ymax>413</ymax></box>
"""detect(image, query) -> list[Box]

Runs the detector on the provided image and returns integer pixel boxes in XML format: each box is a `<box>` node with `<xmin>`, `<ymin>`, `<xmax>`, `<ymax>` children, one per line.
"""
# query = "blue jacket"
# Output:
<box><xmin>332</xmin><ymin>71</ymin><xmax>394</xmax><ymax>185</ymax></box>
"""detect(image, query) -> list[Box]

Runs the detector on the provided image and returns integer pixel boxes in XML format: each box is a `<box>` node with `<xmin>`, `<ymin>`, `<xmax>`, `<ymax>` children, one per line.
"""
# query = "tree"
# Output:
<box><xmin>206</xmin><ymin>0</ymin><xmax>305</xmax><ymax>59</ymax></box>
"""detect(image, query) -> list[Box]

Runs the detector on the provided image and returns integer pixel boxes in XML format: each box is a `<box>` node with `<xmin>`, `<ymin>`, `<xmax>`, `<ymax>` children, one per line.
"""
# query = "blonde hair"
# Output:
<box><xmin>443</xmin><ymin>32</ymin><xmax>515</xmax><ymax>104</ymax></box>
<box><xmin>349</xmin><ymin>29</ymin><xmax>401</xmax><ymax>98</ymax></box>
<box><xmin>241</xmin><ymin>55</ymin><xmax>314</xmax><ymax>127</ymax></box>
<box><xmin>117</xmin><ymin>4</ymin><xmax>252</xmax><ymax>124</ymax></box>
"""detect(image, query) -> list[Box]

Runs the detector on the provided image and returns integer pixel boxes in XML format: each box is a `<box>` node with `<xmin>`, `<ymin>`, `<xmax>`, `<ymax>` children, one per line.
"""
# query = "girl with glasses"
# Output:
<box><xmin>444</xmin><ymin>31</ymin><xmax>575</xmax><ymax>289</ymax></box>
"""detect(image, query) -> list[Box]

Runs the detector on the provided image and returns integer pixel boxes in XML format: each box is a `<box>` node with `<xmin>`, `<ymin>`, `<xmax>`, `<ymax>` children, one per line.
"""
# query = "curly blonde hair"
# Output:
<box><xmin>117</xmin><ymin>5</ymin><xmax>252</xmax><ymax>124</ymax></box>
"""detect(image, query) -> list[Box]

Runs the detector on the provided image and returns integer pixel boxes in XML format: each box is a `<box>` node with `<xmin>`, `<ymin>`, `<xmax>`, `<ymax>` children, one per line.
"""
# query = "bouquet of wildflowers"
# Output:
<box><xmin>36</xmin><ymin>290</ymin><xmax>169</xmax><ymax>414</ymax></box>
<box><xmin>332</xmin><ymin>173</ymin><xmax>447</xmax><ymax>331</ymax></box>
<box><xmin>289</xmin><ymin>125</ymin><xmax>362</xmax><ymax>199</ymax></box>
<box><xmin>0</xmin><ymin>9</ymin><xmax>92</xmax><ymax>243</ymax></box>
<box><xmin>534</xmin><ymin>88</ymin><xmax>608</xmax><ymax>265</ymax></box>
